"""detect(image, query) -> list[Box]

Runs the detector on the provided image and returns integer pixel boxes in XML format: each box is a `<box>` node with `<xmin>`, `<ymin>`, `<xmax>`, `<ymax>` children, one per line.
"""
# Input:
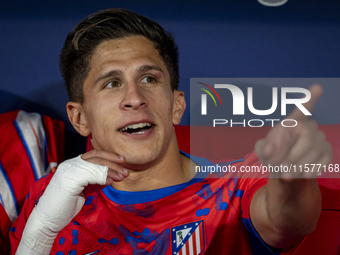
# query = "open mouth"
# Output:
<box><xmin>119</xmin><ymin>122</ymin><xmax>153</xmax><ymax>135</ymax></box>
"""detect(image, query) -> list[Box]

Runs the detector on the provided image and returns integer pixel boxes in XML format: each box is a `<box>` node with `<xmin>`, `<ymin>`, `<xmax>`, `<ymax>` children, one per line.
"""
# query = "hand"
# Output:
<box><xmin>255</xmin><ymin>84</ymin><xmax>332</xmax><ymax>180</ymax></box>
<box><xmin>251</xmin><ymin>85</ymin><xmax>332</xmax><ymax>248</ymax></box>
<box><xmin>16</xmin><ymin>151</ymin><xmax>129</xmax><ymax>255</ymax></box>
<box><xmin>81</xmin><ymin>150</ymin><xmax>129</xmax><ymax>186</ymax></box>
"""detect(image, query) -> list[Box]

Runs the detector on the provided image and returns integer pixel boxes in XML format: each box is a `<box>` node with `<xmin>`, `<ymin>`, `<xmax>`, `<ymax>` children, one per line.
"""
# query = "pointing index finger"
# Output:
<box><xmin>286</xmin><ymin>84</ymin><xmax>323</xmax><ymax>121</ymax></box>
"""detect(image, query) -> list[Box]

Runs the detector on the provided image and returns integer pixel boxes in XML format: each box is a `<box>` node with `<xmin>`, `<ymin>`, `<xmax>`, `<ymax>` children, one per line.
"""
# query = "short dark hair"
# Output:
<box><xmin>60</xmin><ymin>8</ymin><xmax>179</xmax><ymax>103</ymax></box>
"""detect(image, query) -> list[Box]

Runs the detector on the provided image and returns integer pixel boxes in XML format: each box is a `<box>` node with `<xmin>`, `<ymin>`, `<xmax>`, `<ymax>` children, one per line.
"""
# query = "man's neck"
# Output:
<box><xmin>110</xmin><ymin>136</ymin><xmax>192</xmax><ymax>192</ymax></box>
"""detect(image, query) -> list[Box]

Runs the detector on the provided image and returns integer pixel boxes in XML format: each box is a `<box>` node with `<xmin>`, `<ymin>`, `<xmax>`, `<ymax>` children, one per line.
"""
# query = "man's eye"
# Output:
<box><xmin>105</xmin><ymin>81</ymin><xmax>121</xmax><ymax>88</ymax></box>
<box><xmin>140</xmin><ymin>76</ymin><xmax>156</xmax><ymax>84</ymax></box>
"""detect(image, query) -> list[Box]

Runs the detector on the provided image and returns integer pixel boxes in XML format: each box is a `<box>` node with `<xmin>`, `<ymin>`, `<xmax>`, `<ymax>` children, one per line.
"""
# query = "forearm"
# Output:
<box><xmin>16</xmin><ymin>182</ymin><xmax>83</xmax><ymax>255</ymax></box>
<box><xmin>252</xmin><ymin>178</ymin><xmax>322</xmax><ymax>249</ymax></box>
<box><xmin>267</xmin><ymin>178</ymin><xmax>321</xmax><ymax>233</ymax></box>
<box><xmin>15</xmin><ymin>155</ymin><xmax>111</xmax><ymax>254</ymax></box>
<box><xmin>16</xmin><ymin>209</ymin><xmax>56</xmax><ymax>255</ymax></box>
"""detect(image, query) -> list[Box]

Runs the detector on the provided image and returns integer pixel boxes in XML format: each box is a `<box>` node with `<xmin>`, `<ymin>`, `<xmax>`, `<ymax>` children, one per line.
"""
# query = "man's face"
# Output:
<box><xmin>74</xmin><ymin>36</ymin><xmax>184</xmax><ymax>168</ymax></box>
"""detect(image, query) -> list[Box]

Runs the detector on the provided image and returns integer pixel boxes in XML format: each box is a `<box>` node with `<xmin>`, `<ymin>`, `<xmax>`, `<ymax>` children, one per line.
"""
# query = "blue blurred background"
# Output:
<box><xmin>1</xmin><ymin>0</ymin><xmax>339</xmax><ymax>155</ymax></box>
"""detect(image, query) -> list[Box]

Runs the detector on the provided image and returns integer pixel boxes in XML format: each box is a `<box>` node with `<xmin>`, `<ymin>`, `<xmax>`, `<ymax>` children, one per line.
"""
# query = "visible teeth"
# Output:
<box><xmin>120</xmin><ymin>122</ymin><xmax>152</xmax><ymax>132</ymax></box>
<box><xmin>132</xmin><ymin>130</ymin><xmax>148</xmax><ymax>135</ymax></box>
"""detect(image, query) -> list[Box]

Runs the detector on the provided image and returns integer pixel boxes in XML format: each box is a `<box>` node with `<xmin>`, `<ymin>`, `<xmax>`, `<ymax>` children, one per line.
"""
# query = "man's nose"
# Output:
<box><xmin>120</xmin><ymin>82</ymin><xmax>148</xmax><ymax>110</ymax></box>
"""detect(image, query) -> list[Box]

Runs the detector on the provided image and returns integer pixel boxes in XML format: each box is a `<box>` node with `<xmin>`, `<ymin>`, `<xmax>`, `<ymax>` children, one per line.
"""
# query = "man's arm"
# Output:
<box><xmin>14</xmin><ymin>151</ymin><xmax>128</xmax><ymax>255</ymax></box>
<box><xmin>250</xmin><ymin>178</ymin><xmax>322</xmax><ymax>249</ymax></box>
<box><xmin>250</xmin><ymin>84</ymin><xmax>332</xmax><ymax>249</ymax></box>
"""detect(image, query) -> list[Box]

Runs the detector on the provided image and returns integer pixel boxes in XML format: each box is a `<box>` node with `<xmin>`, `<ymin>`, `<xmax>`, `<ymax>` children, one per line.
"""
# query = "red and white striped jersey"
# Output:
<box><xmin>0</xmin><ymin>110</ymin><xmax>64</xmax><ymax>253</ymax></box>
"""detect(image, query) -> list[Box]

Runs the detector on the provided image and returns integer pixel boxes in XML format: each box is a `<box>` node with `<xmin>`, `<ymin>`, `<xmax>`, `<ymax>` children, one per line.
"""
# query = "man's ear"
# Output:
<box><xmin>172</xmin><ymin>90</ymin><xmax>186</xmax><ymax>125</ymax></box>
<box><xmin>66</xmin><ymin>102</ymin><xmax>91</xmax><ymax>137</ymax></box>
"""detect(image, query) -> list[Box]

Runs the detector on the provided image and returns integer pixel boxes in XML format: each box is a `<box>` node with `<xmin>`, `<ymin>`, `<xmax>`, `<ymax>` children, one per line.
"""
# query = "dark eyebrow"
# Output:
<box><xmin>137</xmin><ymin>65</ymin><xmax>164</xmax><ymax>75</ymax></box>
<box><xmin>94</xmin><ymin>69</ymin><xmax>123</xmax><ymax>86</ymax></box>
<box><xmin>94</xmin><ymin>65</ymin><xmax>163</xmax><ymax>86</ymax></box>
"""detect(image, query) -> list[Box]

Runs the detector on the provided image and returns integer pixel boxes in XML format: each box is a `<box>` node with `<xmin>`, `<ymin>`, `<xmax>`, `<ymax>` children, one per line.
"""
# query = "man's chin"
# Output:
<box><xmin>122</xmin><ymin>153</ymin><xmax>159</xmax><ymax>170</ymax></box>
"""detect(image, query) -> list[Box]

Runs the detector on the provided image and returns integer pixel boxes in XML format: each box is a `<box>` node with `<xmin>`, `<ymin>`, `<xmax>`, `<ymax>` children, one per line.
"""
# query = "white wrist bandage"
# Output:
<box><xmin>16</xmin><ymin>155</ymin><xmax>108</xmax><ymax>255</ymax></box>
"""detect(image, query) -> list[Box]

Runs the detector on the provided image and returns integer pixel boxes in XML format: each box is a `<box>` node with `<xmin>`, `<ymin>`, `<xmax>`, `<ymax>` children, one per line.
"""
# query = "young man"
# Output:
<box><xmin>10</xmin><ymin>8</ymin><xmax>331</xmax><ymax>255</ymax></box>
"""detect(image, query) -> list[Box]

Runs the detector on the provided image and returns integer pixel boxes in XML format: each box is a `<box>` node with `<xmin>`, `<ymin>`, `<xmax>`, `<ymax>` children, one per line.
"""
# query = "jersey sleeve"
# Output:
<box><xmin>230</xmin><ymin>151</ymin><xmax>283</xmax><ymax>255</ymax></box>
<box><xmin>9</xmin><ymin>173</ymin><xmax>54</xmax><ymax>254</ymax></box>
<box><xmin>232</xmin><ymin>151</ymin><xmax>290</xmax><ymax>255</ymax></box>
<box><xmin>238</xmin><ymin>151</ymin><xmax>268</xmax><ymax>220</ymax></box>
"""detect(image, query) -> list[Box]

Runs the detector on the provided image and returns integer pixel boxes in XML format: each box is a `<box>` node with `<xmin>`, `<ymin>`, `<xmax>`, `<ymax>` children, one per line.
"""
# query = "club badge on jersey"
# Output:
<box><xmin>171</xmin><ymin>220</ymin><xmax>205</xmax><ymax>255</ymax></box>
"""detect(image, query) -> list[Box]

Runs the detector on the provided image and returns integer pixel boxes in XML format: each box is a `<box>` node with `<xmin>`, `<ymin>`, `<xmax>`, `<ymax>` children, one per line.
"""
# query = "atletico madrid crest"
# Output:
<box><xmin>171</xmin><ymin>220</ymin><xmax>205</xmax><ymax>255</ymax></box>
